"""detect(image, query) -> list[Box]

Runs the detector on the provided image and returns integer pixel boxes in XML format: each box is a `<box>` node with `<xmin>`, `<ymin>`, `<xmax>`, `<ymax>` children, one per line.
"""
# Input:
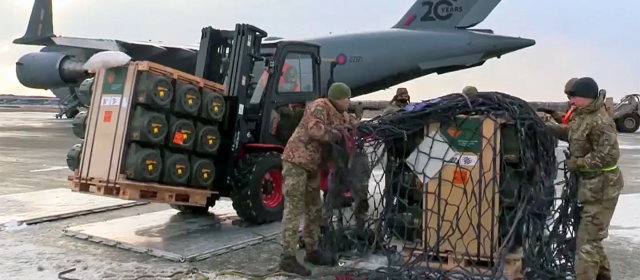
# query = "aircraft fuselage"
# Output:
<box><xmin>304</xmin><ymin>28</ymin><xmax>534</xmax><ymax>95</ymax></box>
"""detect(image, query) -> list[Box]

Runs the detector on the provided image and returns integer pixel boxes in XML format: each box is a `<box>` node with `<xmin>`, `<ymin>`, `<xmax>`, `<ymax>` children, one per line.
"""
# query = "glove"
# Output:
<box><xmin>567</xmin><ymin>157</ymin><xmax>580</xmax><ymax>172</ymax></box>
<box><xmin>538</xmin><ymin>112</ymin><xmax>553</xmax><ymax>122</ymax></box>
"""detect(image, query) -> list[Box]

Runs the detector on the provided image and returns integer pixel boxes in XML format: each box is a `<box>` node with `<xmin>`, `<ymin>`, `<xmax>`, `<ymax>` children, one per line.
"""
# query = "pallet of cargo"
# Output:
<box><xmin>67</xmin><ymin>60</ymin><xmax>226</xmax><ymax>209</ymax></box>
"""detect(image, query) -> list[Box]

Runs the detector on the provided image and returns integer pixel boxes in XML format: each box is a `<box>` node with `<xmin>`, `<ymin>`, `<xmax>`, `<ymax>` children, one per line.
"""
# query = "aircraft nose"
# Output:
<box><xmin>500</xmin><ymin>37</ymin><xmax>535</xmax><ymax>53</ymax></box>
<box><xmin>481</xmin><ymin>36</ymin><xmax>535</xmax><ymax>59</ymax></box>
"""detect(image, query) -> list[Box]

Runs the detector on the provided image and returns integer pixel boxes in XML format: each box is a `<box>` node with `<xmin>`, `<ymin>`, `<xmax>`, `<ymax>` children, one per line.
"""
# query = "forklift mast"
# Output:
<box><xmin>194</xmin><ymin>24</ymin><xmax>323</xmax><ymax>195</ymax></box>
<box><xmin>195</xmin><ymin>24</ymin><xmax>267</xmax><ymax>193</ymax></box>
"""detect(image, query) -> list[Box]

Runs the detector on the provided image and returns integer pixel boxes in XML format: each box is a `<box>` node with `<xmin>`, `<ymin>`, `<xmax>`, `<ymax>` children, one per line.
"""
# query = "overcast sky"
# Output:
<box><xmin>0</xmin><ymin>0</ymin><xmax>638</xmax><ymax>102</ymax></box>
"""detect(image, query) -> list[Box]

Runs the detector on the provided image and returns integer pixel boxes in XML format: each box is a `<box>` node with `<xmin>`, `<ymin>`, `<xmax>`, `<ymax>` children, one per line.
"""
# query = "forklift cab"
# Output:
<box><xmin>245</xmin><ymin>41</ymin><xmax>321</xmax><ymax>146</ymax></box>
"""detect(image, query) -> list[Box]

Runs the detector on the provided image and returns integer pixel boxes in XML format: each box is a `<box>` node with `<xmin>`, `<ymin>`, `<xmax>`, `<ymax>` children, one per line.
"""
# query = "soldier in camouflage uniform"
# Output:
<box><xmin>279</xmin><ymin>82</ymin><xmax>359</xmax><ymax>276</ymax></box>
<box><xmin>380</xmin><ymin>87</ymin><xmax>411</xmax><ymax>117</ymax></box>
<box><xmin>546</xmin><ymin>77</ymin><xmax>623</xmax><ymax>280</ymax></box>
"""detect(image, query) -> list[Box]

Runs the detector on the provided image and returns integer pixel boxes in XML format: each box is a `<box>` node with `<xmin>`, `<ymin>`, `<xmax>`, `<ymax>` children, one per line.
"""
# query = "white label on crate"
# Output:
<box><xmin>101</xmin><ymin>96</ymin><xmax>121</xmax><ymax>106</ymax></box>
<box><xmin>406</xmin><ymin>130</ymin><xmax>457</xmax><ymax>182</ymax></box>
<box><xmin>452</xmin><ymin>154</ymin><xmax>478</xmax><ymax>166</ymax></box>
<box><xmin>238</xmin><ymin>104</ymin><xmax>245</xmax><ymax>115</ymax></box>
<box><xmin>121</xmin><ymin>97</ymin><xmax>128</xmax><ymax>108</ymax></box>
<box><xmin>242</xmin><ymin>75</ymin><xmax>246</xmax><ymax>86</ymax></box>
<box><xmin>110</xmin><ymin>96</ymin><xmax>121</xmax><ymax>106</ymax></box>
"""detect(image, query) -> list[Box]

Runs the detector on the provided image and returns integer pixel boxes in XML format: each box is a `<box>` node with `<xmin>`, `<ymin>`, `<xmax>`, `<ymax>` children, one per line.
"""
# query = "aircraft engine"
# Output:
<box><xmin>15</xmin><ymin>52</ymin><xmax>88</xmax><ymax>89</ymax></box>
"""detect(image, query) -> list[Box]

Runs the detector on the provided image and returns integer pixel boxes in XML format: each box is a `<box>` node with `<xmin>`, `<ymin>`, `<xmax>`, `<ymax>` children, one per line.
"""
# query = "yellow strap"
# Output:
<box><xmin>580</xmin><ymin>165</ymin><xmax>617</xmax><ymax>172</ymax></box>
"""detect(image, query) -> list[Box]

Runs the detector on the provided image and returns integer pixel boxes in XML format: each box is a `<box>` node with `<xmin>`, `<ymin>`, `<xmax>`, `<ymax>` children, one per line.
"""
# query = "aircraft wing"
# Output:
<box><xmin>50</xmin><ymin>37</ymin><xmax>197</xmax><ymax>57</ymax></box>
<box><xmin>44</xmin><ymin>37</ymin><xmax>200</xmax><ymax>73</ymax></box>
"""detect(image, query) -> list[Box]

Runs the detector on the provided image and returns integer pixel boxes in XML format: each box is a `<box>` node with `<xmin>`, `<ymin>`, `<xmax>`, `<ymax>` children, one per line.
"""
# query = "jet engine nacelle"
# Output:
<box><xmin>15</xmin><ymin>52</ymin><xmax>88</xmax><ymax>89</ymax></box>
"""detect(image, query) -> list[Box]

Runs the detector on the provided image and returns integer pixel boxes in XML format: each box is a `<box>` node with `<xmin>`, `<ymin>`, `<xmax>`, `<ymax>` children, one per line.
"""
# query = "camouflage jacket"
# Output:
<box><xmin>282</xmin><ymin>98</ymin><xmax>358</xmax><ymax>172</ymax></box>
<box><xmin>380</xmin><ymin>102</ymin><xmax>405</xmax><ymax>117</ymax></box>
<box><xmin>548</xmin><ymin>95</ymin><xmax>620</xmax><ymax>171</ymax></box>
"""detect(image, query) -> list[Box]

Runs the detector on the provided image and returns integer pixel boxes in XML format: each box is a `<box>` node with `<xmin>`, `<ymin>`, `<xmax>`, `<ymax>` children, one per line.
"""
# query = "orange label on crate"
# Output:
<box><xmin>453</xmin><ymin>168</ymin><xmax>469</xmax><ymax>185</ymax></box>
<box><xmin>173</xmin><ymin>132</ymin><xmax>185</xmax><ymax>145</ymax></box>
<box><xmin>107</xmin><ymin>72</ymin><xmax>115</xmax><ymax>83</ymax></box>
<box><xmin>447</xmin><ymin>127</ymin><xmax>461</xmax><ymax>138</ymax></box>
<box><xmin>103</xmin><ymin>111</ymin><xmax>113</xmax><ymax>122</ymax></box>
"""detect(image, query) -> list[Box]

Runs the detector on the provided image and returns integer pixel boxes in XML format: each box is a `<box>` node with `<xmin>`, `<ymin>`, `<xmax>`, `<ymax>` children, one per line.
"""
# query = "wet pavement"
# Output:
<box><xmin>1</xmin><ymin>111</ymin><xmax>640</xmax><ymax>279</ymax></box>
<box><xmin>0</xmin><ymin>112</ymin><xmax>78</xmax><ymax>195</ymax></box>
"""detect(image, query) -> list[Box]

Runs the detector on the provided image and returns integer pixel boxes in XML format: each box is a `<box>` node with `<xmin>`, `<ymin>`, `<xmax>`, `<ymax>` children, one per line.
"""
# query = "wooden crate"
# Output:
<box><xmin>419</xmin><ymin>116</ymin><xmax>502</xmax><ymax>259</ymax></box>
<box><xmin>69</xmin><ymin>173</ymin><xmax>216</xmax><ymax>207</ymax></box>
<box><xmin>401</xmin><ymin>115</ymin><xmax>524</xmax><ymax>278</ymax></box>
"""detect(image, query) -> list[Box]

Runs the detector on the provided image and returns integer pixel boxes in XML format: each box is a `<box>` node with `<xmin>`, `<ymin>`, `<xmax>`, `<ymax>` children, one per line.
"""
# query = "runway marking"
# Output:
<box><xmin>29</xmin><ymin>166</ymin><xmax>68</xmax><ymax>173</ymax></box>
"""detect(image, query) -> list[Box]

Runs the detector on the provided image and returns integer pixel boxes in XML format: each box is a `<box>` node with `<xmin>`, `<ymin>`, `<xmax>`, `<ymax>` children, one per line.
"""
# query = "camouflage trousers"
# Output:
<box><xmin>281</xmin><ymin>161</ymin><xmax>322</xmax><ymax>258</ymax></box>
<box><xmin>575</xmin><ymin>169</ymin><xmax>624</xmax><ymax>280</ymax></box>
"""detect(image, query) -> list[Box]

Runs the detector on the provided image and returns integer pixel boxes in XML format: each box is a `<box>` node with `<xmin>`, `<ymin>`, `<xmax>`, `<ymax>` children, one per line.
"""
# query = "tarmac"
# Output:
<box><xmin>1</xmin><ymin>111</ymin><xmax>640</xmax><ymax>279</ymax></box>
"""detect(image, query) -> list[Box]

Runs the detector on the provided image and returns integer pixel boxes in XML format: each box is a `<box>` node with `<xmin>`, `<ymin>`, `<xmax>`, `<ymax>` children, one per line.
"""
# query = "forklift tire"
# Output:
<box><xmin>169</xmin><ymin>204</ymin><xmax>211</xmax><ymax>214</ymax></box>
<box><xmin>232</xmin><ymin>152</ymin><xmax>284</xmax><ymax>224</ymax></box>
<box><xmin>616</xmin><ymin>114</ymin><xmax>640</xmax><ymax>133</ymax></box>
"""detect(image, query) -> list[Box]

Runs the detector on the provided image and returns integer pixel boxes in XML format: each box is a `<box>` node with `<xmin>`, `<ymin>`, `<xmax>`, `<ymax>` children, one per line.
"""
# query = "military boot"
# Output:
<box><xmin>304</xmin><ymin>249</ymin><xmax>336</xmax><ymax>266</ymax></box>
<box><xmin>279</xmin><ymin>255</ymin><xmax>311</xmax><ymax>276</ymax></box>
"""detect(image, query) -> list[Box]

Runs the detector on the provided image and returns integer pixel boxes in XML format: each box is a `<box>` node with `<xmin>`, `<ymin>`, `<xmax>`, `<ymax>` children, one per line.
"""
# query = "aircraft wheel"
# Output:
<box><xmin>616</xmin><ymin>114</ymin><xmax>640</xmax><ymax>133</ymax></box>
<box><xmin>66</xmin><ymin>108</ymin><xmax>80</xmax><ymax>119</ymax></box>
<box><xmin>232</xmin><ymin>152</ymin><xmax>284</xmax><ymax>224</ymax></box>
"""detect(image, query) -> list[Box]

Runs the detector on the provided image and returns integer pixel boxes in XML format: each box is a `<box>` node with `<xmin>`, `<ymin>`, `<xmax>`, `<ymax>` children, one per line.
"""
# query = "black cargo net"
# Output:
<box><xmin>321</xmin><ymin>92</ymin><xmax>579</xmax><ymax>279</ymax></box>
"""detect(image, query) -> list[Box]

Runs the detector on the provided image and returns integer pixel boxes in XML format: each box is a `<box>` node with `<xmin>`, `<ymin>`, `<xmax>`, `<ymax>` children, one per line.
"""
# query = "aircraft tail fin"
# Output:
<box><xmin>13</xmin><ymin>0</ymin><xmax>55</xmax><ymax>45</ymax></box>
<box><xmin>393</xmin><ymin>0</ymin><xmax>501</xmax><ymax>30</ymax></box>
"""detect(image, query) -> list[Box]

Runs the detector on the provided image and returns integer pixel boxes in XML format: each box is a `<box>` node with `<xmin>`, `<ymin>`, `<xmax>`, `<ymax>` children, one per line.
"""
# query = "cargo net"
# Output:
<box><xmin>321</xmin><ymin>92</ymin><xmax>579</xmax><ymax>279</ymax></box>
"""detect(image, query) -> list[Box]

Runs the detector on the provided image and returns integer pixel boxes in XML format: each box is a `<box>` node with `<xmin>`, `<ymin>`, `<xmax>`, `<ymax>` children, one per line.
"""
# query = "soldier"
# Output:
<box><xmin>279</xmin><ymin>82</ymin><xmax>359</xmax><ymax>276</ymax></box>
<box><xmin>380</xmin><ymin>87</ymin><xmax>411</xmax><ymax>117</ymax></box>
<box><xmin>545</xmin><ymin>77</ymin><xmax>623</xmax><ymax>280</ymax></box>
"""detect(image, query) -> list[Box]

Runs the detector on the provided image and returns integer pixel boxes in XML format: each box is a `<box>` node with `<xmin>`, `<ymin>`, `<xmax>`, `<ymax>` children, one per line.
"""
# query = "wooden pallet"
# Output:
<box><xmin>402</xmin><ymin>249</ymin><xmax>523</xmax><ymax>279</ymax></box>
<box><xmin>69</xmin><ymin>173</ymin><xmax>217</xmax><ymax>207</ymax></box>
<box><xmin>69</xmin><ymin>174</ymin><xmax>120</xmax><ymax>197</ymax></box>
<box><xmin>135</xmin><ymin>61</ymin><xmax>225</xmax><ymax>94</ymax></box>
